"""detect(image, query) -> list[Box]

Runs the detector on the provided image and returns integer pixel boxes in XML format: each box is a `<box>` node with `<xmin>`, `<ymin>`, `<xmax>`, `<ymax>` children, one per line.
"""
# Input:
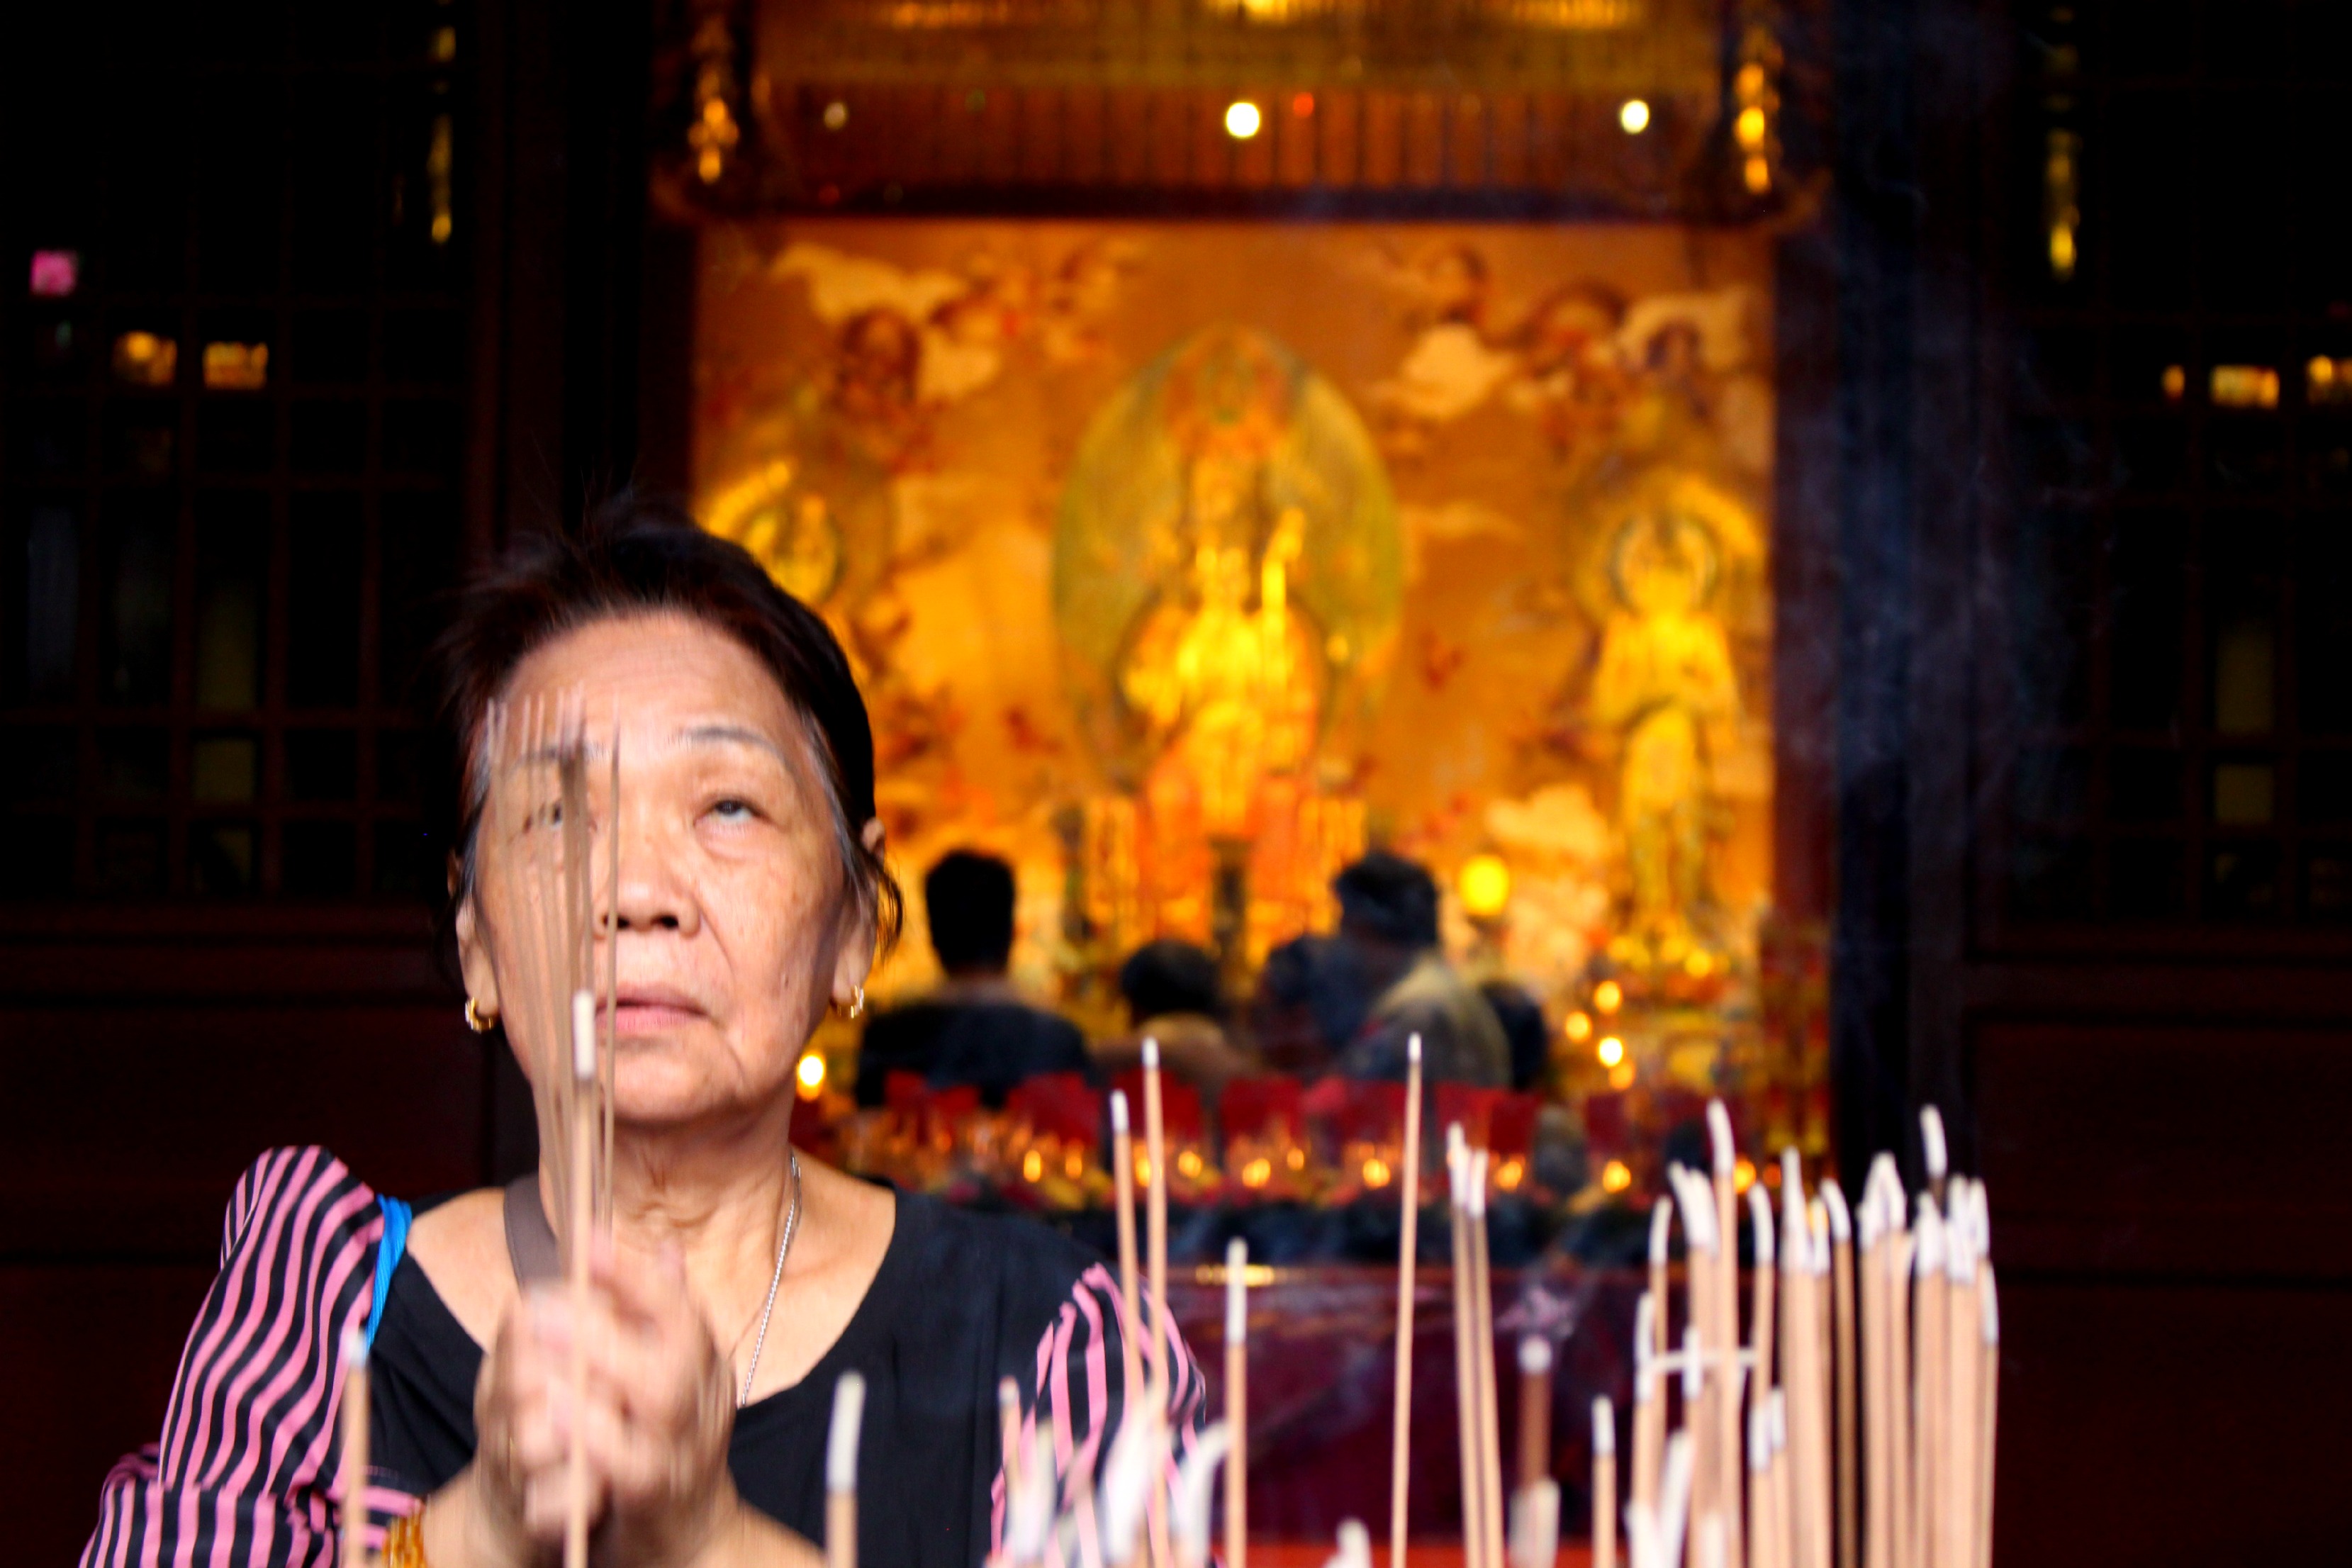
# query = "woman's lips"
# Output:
<box><xmin>610</xmin><ymin>988</ymin><xmax>704</xmax><ymax>1034</ymax></box>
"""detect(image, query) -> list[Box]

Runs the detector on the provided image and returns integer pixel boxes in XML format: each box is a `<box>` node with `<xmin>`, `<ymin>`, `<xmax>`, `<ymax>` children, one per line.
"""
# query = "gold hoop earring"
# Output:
<box><xmin>847</xmin><ymin>985</ymin><xmax>866</xmax><ymax>1020</ymax></box>
<box><xmin>464</xmin><ymin>997</ymin><xmax>495</xmax><ymax>1034</ymax></box>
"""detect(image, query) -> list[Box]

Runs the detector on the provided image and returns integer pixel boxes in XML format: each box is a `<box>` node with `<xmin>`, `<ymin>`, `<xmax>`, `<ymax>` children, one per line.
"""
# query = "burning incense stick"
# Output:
<box><xmin>1857</xmin><ymin>1180</ymin><xmax>1887</xmax><ymax>1568</ymax></box>
<box><xmin>1631</xmin><ymin>1294</ymin><xmax>1664</xmax><ymax>1535</ymax></box>
<box><xmin>566</xmin><ymin>990</ymin><xmax>597</xmax><ymax>1568</ymax></box>
<box><xmin>1141</xmin><ymin>1039</ymin><xmax>1170</xmax><ymax>1568</ymax></box>
<box><xmin>1747</xmin><ymin>1184</ymin><xmax>1776</xmax><ymax>1426</ymax></box>
<box><xmin>1174</xmin><ymin>1423</ymin><xmax>1234</xmax><ymax>1568</ymax></box>
<box><xmin>1919</xmin><ymin>1109</ymin><xmax>1947</xmax><ymax>1211</ymax></box>
<box><xmin>599</xmin><ymin>712</ymin><xmax>620</xmax><ymax>1228</ymax></box>
<box><xmin>1518</xmin><ymin>1336</ymin><xmax>1553</xmax><ymax>1496</ymax></box>
<box><xmin>1447</xmin><ymin>1129</ymin><xmax>1484</xmax><ymax>1568</ymax></box>
<box><xmin>1649</xmin><ymin>1197</ymin><xmax>1674</xmax><ymax>1365</ymax></box>
<box><xmin>1908</xmin><ymin>1202</ymin><xmax>1943</xmax><ymax>1568</ymax></box>
<box><xmin>1973</xmin><ymin>1271</ymin><xmax>1998</xmax><ymax>1568</ymax></box>
<box><xmin>1666</xmin><ymin>1352</ymin><xmax>1701</xmax><ymax>1568</ymax></box>
<box><xmin>1391</xmin><ymin>1034</ymin><xmax>1425</xmax><ymax>1568</ymax></box>
<box><xmin>1820</xmin><ymin>1178</ymin><xmax>1857</xmax><ymax>1568</ymax></box>
<box><xmin>828</xmin><ymin>1372</ymin><xmax>866</xmax><ymax>1568</ymax></box>
<box><xmin>1594</xmin><ymin>1396</ymin><xmax>1619</xmax><ymax>1568</ymax></box>
<box><xmin>1110</xmin><ymin>1092</ymin><xmax>1146</xmax><ymax>1426</ymax></box>
<box><xmin>337</xmin><ymin>1328</ymin><xmax>369</xmax><ymax>1568</ymax></box>
<box><xmin>1745</xmin><ymin>1404</ymin><xmax>1776</xmax><ymax>1568</ymax></box>
<box><xmin>1226</xmin><ymin>1238</ymin><xmax>1250</xmax><ymax>1568</ymax></box>
<box><xmin>1706</xmin><ymin>1105</ymin><xmax>1744</xmax><ymax>1568</ymax></box>
<box><xmin>1469</xmin><ymin>1150</ymin><xmax>1505</xmax><ymax>1568</ymax></box>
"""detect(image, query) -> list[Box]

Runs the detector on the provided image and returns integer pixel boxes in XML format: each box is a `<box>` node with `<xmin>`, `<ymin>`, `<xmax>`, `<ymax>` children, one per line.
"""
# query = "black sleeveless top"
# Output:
<box><xmin>366</xmin><ymin>1189</ymin><xmax>1204</xmax><ymax>1568</ymax></box>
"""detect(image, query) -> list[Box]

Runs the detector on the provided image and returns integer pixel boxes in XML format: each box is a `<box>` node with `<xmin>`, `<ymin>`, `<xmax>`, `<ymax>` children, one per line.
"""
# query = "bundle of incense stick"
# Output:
<box><xmin>489</xmin><ymin>696</ymin><xmax>620</xmax><ymax>1568</ymax></box>
<box><xmin>1032</xmin><ymin>1038</ymin><xmax>1228</xmax><ymax>1568</ymax></box>
<box><xmin>1597</xmin><ymin>1105</ymin><xmax>1999</xmax><ymax>1568</ymax></box>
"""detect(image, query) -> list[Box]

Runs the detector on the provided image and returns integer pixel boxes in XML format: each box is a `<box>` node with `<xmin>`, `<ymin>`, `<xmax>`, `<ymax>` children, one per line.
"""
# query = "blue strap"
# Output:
<box><xmin>366</xmin><ymin>1197</ymin><xmax>413</xmax><ymax>1350</ymax></box>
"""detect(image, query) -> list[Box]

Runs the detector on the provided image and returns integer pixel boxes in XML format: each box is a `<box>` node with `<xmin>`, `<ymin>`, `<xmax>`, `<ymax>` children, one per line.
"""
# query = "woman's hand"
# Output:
<box><xmin>558</xmin><ymin>1242</ymin><xmax>743</xmax><ymax>1566</ymax></box>
<box><xmin>443</xmin><ymin>1242</ymin><xmax>745</xmax><ymax>1568</ymax></box>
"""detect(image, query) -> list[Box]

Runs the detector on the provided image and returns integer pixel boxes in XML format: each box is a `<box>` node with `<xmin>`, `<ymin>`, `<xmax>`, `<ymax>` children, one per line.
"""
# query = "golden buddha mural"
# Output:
<box><xmin>691</xmin><ymin>221</ymin><xmax>1776</xmax><ymax>1037</ymax></box>
<box><xmin>1055</xmin><ymin>325</ymin><xmax>1400</xmax><ymax>960</ymax></box>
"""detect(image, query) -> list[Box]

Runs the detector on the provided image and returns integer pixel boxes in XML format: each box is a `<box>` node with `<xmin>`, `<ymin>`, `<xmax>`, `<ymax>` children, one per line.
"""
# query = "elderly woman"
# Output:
<box><xmin>84</xmin><ymin>501</ymin><xmax>1201</xmax><ymax>1568</ymax></box>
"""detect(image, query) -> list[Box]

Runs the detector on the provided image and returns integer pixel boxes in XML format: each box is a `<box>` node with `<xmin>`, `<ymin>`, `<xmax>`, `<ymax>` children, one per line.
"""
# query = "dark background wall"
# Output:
<box><xmin>3</xmin><ymin>1</ymin><xmax>2346</xmax><ymax>1563</ymax></box>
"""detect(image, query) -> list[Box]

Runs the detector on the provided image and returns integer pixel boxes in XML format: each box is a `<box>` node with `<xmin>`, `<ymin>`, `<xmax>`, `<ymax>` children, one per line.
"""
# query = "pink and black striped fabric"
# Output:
<box><xmin>80</xmin><ymin>1148</ymin><xmax>381</xmax><ymax>1568</ymax></box>
<box><xmin>80</xmin><ymin>1147</ymin><xmax>1204</xmax><ymax>1568</ymax></box>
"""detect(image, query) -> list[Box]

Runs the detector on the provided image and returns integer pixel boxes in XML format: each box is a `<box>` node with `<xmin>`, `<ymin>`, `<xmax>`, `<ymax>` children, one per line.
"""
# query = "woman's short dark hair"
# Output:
<box><xmin>423</xmin><ymin>492</ymin><xmax>901</xmax><ymax>955</ymax></box>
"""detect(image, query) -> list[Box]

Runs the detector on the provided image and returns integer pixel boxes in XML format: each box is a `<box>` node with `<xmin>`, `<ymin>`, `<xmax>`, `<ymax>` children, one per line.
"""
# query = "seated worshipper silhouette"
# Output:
<box><xmin>1091</xmin><ymin>938</ymin><xmax>1258</xmax><ymax>1104</ymax></box>
<box><xmin>1326</xmin><ymin>851</ymin><xmax>1510</xmax><ymax>1088</ymax></box>
<box><xmin>856</xmin><ymin>849</ymin><xmax>1091</xmax><ymax>1107</ymax></box>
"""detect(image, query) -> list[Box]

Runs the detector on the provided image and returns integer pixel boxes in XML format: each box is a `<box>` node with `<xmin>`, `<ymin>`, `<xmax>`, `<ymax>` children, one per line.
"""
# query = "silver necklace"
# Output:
<box><xmin>737</xmin><ymin>1150</ymin><xmax>802</xmax><ymax>1408</ymax></box>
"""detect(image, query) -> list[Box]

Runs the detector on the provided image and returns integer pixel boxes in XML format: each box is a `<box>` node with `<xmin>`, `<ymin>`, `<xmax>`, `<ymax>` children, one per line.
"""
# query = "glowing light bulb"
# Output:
<box><xmin>1608</xmin><ymin>1062</ymin><xmax>1636</xmax><ymax>1091</ymax></box>
<box><xmin>1285</xmin><ymin>1146</ymin><xmax>1306</xmax><ymax>1171</ymax></box>
<box><xmin>1594</xmin><ymin>980</ymin><xmax>1623</xmax><ymax>1015</ymax></box>
<box><xmin>1565</xmin><ymin>1010</ymin><xmax>1594</xmax><ymax>1044</ymax></box>
<box><xmin>1619</xmin><ymin>99</ymin><xmax>1651</xmax><ymax>134</ymax></box>
<box><xmin>1458</xmin><ymin>853</ymin><xmax>1512</xmax><ymax>919</ymax></box>
<box><xmin>1065</xmin><ymin>1149</ymin><xmax>1084</xmax><ymax>1180</ymax></box>
<box><xmin>796</xmin><ymin>1053</ymin><xmax>827</xmax><ymax>1097</ymax></box>
<box><xmin>1362</xmin><ymin>1156</ymin><xmax>1392</xmax><ymax>1188</ymax></box>
<box><xmin>1243</xmin><ymin>1157</ymin><xmax>1272</xmax><ymax>1189</ymax></box>
<box><xmin>1734</xmin><ymin>1158</ymin><xmax>1757</xmax><ymax>1194</ymax></box>
<box><xmin>1177</xmin><ymin>1148</ymin><xmax>1204</xmax><ymax>1179</ymax></box>
<box><xmin>1597</xmin><ymin>1036</ymin><xmax>1625</xmax><ymax>1069</ymax></box>
<box><xmin>1224</xmin><ymin>101</ymin><xmax>1262</xmax><ymax>140</ymax></box>
<box><xmin>1023</xmin><ymin>1149</ymin><xmax>1044</xmax><ymax>1182</ymax></box>
<box><xmin>1602</xmin><ymin>1160</ymin><xmax>1633</xmax><ymax>1194</ymax></box>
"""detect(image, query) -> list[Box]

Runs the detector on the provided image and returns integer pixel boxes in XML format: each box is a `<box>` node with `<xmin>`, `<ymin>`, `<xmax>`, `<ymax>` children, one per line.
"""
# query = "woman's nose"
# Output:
<box><xmin>603</xmin><ymin>822</ymin><xmax>698</xmax><ymax>935</ymax></box>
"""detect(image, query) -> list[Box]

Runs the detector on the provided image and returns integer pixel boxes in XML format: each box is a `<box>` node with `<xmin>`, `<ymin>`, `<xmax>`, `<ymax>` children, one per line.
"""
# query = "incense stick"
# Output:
<box><xmin>566</xmin><ymin>989</ymin><xmax>597</xmax><ymax>1568</ymax></box>
<box><xmin>1973</xmin><ymin>1270</ymin><xmax>1998</xmax><ymax>1568</ymax></box>
<box><xmin>1111</xmin><ymin>1092</ymin><xmax>1146</xmax><ymax>1441</ymax></box>
<box><xmin>1391</xmin><ymin>1034</ymin><xmax>1425</xmax><ymax>1568</ymax></box>
<box><xmin>1631</xmin><ymin>1294</ymin><xmax>1664</xmax><ymax>1547</ymax></box>
<box><xmin>1594</xmin><ymin>1396</ymin><xmax>1619</xmax><ymax>1568</ymax></box>
<box><xmin>1174</xmin><ymin>1424</ymin><xmax>1234</xmax><ymax>1568</ymax></box>
<box><xmin>337</xmin><ymin>1328</ymin><xmax>369</xmax><ymax>1568</ymax></box>
<box><xmin>1226</xmin><ymin>1238</ymin><xmax>1249</xmax><ymax>1568</ymax></box>
<box><xmin>1747</xmin><ymin>1185</ymin><xmax>1776</xmax><ymax>1426</ymax></box>
<box><xmin>1745</xmin><ymin>1404</ymin><xmax>1776</xmax><ymax>1568</ymax></box>
<box><xmin>1908</xmin><ymin>1203</ymin><xmax>1942</xmax><ymax>1568</ymax></box>
<box><xmin>1706</xmin><ymin>1105</ymin><xmax>1744</xmax><ymax>1568</ymax></box>
<box><xmin>1141</xmin><ymin>1039</ymin><xmax>1170</xmax><ymax>1568</ymax></box>
<box><xmin>828</xmin><ymin>1372</ymin><xmax>866</xmax><ymax>1568</ymax></box>
<box><xmin>1649</xmin><ymin>1198</ymin><xmax>1674</xmax><ymax>1365</ymax></box>
<box><xmin>1820</xmin><ymin>1179</ymin><xmax>1857</xmax><ymax>1568</ymax></box>
<box><xmin>1470</xmin><ymin>1150</ymin><xmax>1506</xmax><ymax>1568</ymax></box>
<box><xmin>1518</xmin><ymin>1335</ymin><xmax>1552</xmax><ymax>1496</ymax></box>
<box><xmin>1447</xmin><ymin>1129</ymin><xmax>1483</xmax><ymax>1568</ymax></box>
<box><xmin>600</xmin><ymin>707</ymin><xmax>620</xmax><ymax>1229</ymax></box>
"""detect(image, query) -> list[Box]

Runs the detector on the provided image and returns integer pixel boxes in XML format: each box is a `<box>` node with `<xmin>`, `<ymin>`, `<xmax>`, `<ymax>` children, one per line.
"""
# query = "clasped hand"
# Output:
<box><xmin>466</xmin><ymin>1241</ymin><xmax>741</xmax><ymax>1568</ymax></box>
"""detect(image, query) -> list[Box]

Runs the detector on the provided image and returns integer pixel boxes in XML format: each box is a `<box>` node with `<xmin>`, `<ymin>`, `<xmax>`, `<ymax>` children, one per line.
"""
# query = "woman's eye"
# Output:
<box><xmin>709</xmin><ymin>797</ymin><xmax>756</xmax><ymax>822</ymax></box>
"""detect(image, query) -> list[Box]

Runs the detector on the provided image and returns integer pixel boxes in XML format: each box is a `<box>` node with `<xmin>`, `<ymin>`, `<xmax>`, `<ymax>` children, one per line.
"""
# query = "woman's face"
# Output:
<box><xmin>457</xmin><ymin>611</ymin><xmax>877</xmax><ymax>1130</ymax></box>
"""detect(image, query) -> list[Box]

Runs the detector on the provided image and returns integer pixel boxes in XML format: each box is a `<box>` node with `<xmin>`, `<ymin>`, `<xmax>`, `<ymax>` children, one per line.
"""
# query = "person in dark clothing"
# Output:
<box><xmin>1326</xmin><ymin>851</ymin><xmax>1511</xmax><ymax>1087</ymax></box>
<box><xmin>1481</xmin><ymin>978</ymin><xmax>1553</xmax><ymax>1092</ymax></box>
<box><xmin>1092</xmin><ymin>939</ymin><xmax>1256</xmax><ymax>1102</ymax></box>
<box><xmin>856</xmin><ymin>849</ymin><xmax>1092</xmax><ymax>1107</ymax></box>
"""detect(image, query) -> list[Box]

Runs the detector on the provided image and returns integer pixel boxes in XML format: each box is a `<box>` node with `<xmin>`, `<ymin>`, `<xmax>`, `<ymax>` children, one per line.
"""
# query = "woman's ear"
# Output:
<box><xmin>455</xmin><ymin>886</ymin><xmax>501</xmax><ymax>1022</ymax></box>
<box><xmin>830</xmin><ymin>819</ymin><xmax>889</xmax><ymax>1008</ymax></box>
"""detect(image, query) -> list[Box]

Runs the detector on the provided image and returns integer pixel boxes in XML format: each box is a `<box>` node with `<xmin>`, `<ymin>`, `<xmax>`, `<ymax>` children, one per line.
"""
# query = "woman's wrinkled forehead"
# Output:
<box><xmin>468</xmin><ymin>611</ymin><xmax>833</xmax><ymax>815</ymax></box>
